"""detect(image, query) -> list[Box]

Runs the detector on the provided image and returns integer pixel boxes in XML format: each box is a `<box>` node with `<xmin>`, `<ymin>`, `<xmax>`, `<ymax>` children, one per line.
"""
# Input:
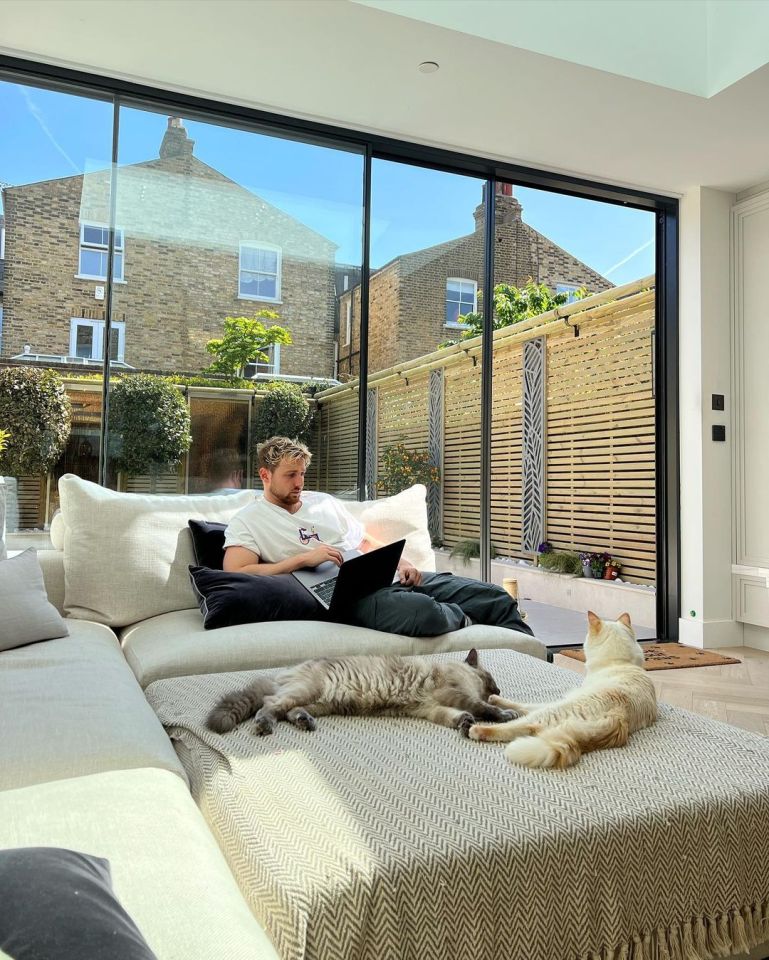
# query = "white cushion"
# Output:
<box><xmin>344</xmin><ymin>484</ymin><xmax>435</xmax><ymax>571</ymax></box>
<box><xmin>0</xmin><ymin>768</ymin><xmax>280</xmax><ymax>960</ymax></box>
<box><xmin>49</xmin><ymin>510</ymin><xmax>65</xmax><ymax>550</ymax></box>
<box><xmin>0</xmin><ymin>619</ymin><xmax>185</xmax><ymax>791</ymax></box>
<box><xmin>58</xmin><ymin>475</ymin><xmax>254</xmax><ymax>627</ymax></box>
<box><xmin>119</xmin><ymin>607</ymin><xmax>545</xmax><ymax>688</ymax></box>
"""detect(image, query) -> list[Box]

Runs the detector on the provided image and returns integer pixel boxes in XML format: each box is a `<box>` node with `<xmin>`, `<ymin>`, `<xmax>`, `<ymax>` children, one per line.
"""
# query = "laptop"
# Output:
<box><xmin>292</xmin><ymin>539</ymin><xmax>406</xmax><ymax>616</ymax></box>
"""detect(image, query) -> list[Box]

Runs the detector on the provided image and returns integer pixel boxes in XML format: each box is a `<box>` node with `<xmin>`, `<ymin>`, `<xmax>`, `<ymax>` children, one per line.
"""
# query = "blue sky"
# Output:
<box><xmin>1</xmin><ymin>81</ymin><xmax>654</xmax><ymax>283</ymax></box>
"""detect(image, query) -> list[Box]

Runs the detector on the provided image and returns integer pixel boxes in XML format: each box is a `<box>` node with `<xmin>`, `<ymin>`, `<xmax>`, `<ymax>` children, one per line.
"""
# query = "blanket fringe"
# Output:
<box><xmin>579</xmin><ymin>898</ymin><xmax>769</xmax><ymax>960</ymax></box>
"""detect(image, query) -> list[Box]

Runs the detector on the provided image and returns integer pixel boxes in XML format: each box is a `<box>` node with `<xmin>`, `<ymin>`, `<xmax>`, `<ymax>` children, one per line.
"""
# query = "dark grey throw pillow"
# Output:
<box><xmin>189</xmin><ymin>564</ymin><xmax>324</xmax><ymax>629</ymax></box>
<box><xmin>187</xmin><ymin>519</ymin><xmax>228</xmax><ymax>570</ymax></box>
<box><xmin>0</xmin><ymin>847</ymin><xmax>157</xmax><ymax>959</ymax></box>
<box><xmin>0</xmin><ymin>549</ymin><xmax>69</xmax><ymax>651</ymax></box>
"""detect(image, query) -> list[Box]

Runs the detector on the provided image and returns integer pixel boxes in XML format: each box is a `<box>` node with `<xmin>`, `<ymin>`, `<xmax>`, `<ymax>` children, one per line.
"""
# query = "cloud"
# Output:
<box><xmin>603</xmin><ymin>238</ymin><xmax>654</xmax><ymax>277</ymax></box>
<box><xmin>19</xmin><ymin>86</ymin><xmax>81</xmax><ymax>174</ymax></box>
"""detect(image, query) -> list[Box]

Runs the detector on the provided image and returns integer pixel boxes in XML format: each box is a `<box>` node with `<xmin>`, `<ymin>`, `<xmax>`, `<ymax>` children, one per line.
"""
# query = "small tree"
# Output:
<box><xmin>252</xmin><ymin>381</ymin><xmax>313</xmax><ymax>447</ymax></box>
<box><xmin>0</xmin><ymin>367</ymin><xmax>71</xmax><ymax>475</ymax></box>
<box><xmin>445</xmin><ymin>280</ymin><xmax>589</xmax><ymax>343</ymax></box>
<box><xmin>205</xmin><ymin>311</ymin><xmax>292</xmax><ymax>378</ymax></box>
<box><xmin>108</xmin><ymin>374</ymin><xmax>191</xmax><ymax>477</ymax></box>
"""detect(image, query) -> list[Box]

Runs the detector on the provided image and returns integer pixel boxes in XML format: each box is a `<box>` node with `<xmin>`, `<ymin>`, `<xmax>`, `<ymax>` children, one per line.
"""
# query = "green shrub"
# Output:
<box><xmin>538</xmin><ymin>550</ymin><xmax>583</xmax><ymax>575</ymax></box>
<box><xmin>449</xmin><ymin>538</ymin><xmax>498</xmax><ymax>564</ymax></box>
<box><xmin>378</xmin><ymin>443</ymin><xmax>440</xmax><ymax>495</ymax></box>
<box><xmin>0</xmin><ymin>367</ymin><xmax>71</xmax><ymax>474</ymax></box>
<box><xmin>252</xmin><ymin>381</ymin><xmax>313</xmax><ymax>446</ymax></box>
<box><xmin>108</xmin><ymin>374</ymin><xmax>191</xmax><ymax>476</ymax></box>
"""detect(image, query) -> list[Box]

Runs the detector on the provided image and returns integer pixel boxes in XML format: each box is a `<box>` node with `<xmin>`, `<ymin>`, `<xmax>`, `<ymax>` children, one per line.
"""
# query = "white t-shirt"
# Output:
<box><xmin>223</xmin><ymin>492</ymin><xmax>365</xmax><ymax>564</ymax></box>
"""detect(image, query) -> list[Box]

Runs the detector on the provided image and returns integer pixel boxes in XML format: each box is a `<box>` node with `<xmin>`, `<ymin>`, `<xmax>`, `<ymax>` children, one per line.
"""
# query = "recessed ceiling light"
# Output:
<box><xmin>418</xmin><ymin>61</ymin><xmax>440</xmax><ymax>74</ymax></box>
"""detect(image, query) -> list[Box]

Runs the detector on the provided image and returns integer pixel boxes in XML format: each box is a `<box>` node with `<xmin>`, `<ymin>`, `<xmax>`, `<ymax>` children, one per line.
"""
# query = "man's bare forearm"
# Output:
<box><xmin>234</xmin><ymin>554</ymin><xmax>308</xmax><ymax>577</ymax></box>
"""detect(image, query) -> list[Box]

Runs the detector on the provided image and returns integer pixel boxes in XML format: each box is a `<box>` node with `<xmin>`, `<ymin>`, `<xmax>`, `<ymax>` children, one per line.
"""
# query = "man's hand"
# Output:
<box><xmin>301</xmin><ymin>543</ymin><xmax>344</xmax><ymax>568</ymax></box>
<box><xmin>397</xmin><ymin>561</ymin><xmax>422</xmax><ymax>587</ymax></box>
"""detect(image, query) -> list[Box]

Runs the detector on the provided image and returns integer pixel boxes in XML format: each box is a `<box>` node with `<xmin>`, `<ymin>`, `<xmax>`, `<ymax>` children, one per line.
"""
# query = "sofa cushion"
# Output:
<box><xmin>0</xmin><ymin>847</ymin><xmax>157</xmax><ymax>960</ymax></box>
<box><xmin>188</xmin><ymin>519</ymin><xmax>227</xmax><ymax>570</ymax></box>
<box><xmin>0</xmin><ymin>549</ymin><xmax>69</xmax><ymax>651</ymax></box>
<box><xmin>58</xmin><ymin>475</ymin><xmax>254</xmax><ymax>627</ymax></box>
<box><xmin>189</xmin><ymin>565</ymin><xmax>322</xmax><ymax>629</ymax></box>
<box><xmin>119</xmin><ymin>607</ymin><xmax>545</xmax><ymax>688</ymax></box>
<box><xmin>37</xmin><ymin>548</ymin><xmax>66</xmax><ymax>616</ymax></box>
<box><xmin>0</xmin><ymin>619</ymin><xmax>185</xmax><ymax>791</ymax></box>
<box><xmin>0</xmin><ymin>768</ymin><xmax>280</xmax><ymax>960</ymax></box>
<box><xmin>344</xmin><ymin>484</ymin><xmax>435</xmax><ymax>571</ymax></box>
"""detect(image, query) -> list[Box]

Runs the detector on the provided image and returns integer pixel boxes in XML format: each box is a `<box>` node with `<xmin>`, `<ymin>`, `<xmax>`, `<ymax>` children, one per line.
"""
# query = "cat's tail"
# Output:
<box><xmin>505</xmin><ymin>713</ymin><xmax>628</xmax><ymax>769</ymax></box>
<box><xmin>206</xmin><ymin>677</ymin><xmax>278</xmax><ymax>733</ymax></box>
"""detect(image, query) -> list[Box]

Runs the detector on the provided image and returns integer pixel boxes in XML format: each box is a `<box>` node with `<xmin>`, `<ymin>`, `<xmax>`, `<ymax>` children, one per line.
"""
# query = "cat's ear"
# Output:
<box><xmin>618</xmin><ymin>612</ymin><xmax>632</xmax><ymax>628</ymax></box>
<box><xmin>465</xmin><ymin>648</ymin><xmax>479</xmax><ymax>668</ymax></box>
<box><xmin>587</xmin><ymin>610</ymin><xmax>602</xmax><ymax>633</ymax></box>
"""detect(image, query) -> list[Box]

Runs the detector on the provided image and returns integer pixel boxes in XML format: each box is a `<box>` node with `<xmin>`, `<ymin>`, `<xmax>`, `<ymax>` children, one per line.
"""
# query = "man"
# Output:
<box><xmin>205</xmin><ymin>448</ymin><xmax>245</xmax><ymax>495</ymax></box>
<box><xmin>224</xmin><ymin>436</ymin><xmax>532</xmax><ymax>638</ymax></box>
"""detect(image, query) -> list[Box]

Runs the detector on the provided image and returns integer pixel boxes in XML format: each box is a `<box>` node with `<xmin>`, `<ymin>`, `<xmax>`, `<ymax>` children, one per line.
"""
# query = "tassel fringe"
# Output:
<box><xmin>578</xmin><ymin>898</ymin><xmax>769</xmax><ymax>960</ymax></box>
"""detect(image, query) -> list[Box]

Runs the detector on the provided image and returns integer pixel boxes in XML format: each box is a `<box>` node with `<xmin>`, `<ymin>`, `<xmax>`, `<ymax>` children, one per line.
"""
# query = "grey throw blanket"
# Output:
<box><xmin>146</xmin><ymin>650</ymin><xmax>769</xmax><ymax>960</ymax></box>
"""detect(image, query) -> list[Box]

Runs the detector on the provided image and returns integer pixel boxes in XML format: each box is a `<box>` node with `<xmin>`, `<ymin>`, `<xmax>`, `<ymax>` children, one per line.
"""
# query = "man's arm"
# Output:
<box><xmin>357</xmin><ymin>532</ymin><xmax>422</xmax><ymax>586</ymax></box>
<box><xmin>224</xmin><ymin>544</ymin><xmax>344</xmax><ymax>576</ymax></box>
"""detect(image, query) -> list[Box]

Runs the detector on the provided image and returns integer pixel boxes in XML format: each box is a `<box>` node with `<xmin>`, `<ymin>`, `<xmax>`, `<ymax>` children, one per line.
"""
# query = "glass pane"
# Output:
<box><xmin>106</xmin><ymin>108</ymin><xmax>364</xmax><ymax>495</ymax></box>
<box><xmin>83</xmin><ymin>224</ymin><xmax>108</xmax><ymax>246</ymax></box>
<box><xmin>108</xmin><ymin>327</ymin><xmax>120</xmax><ymax>361</ymax></box>
<box><xmin>490</xmin><ymin>182</ymin><xmax>658</xmax><ymax>646</ymax></box>
<box><xmin>80</xmin><ymin>248</ymin><xmax>106</xmax><ymax>277</ymax></box>
<box><xmin>75</xmin><ymin>324</ymin><xmax>94</xmax><ymax>358</ymax></box>
<box><xmin>367</xmin><ymin>159</ymin><xmax>485</xmax><ymax>585</ymax></box>
<box><xmin>112</xmin><ymin>251</ymin><xmax>123</xmax><ymax>279</ymax></box>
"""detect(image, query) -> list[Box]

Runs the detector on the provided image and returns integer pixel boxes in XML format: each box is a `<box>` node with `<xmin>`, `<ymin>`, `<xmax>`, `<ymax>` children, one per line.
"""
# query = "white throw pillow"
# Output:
<box><xmin>344</xmin><ymin>484</ymin><xmax>435</xmax><ymax>572</ymax></box>
<box><xmin>58</xmin><ymin>475</ymin><xmax>255</xmax><ymax>627</ymax></box>
<box><xmin>0</xmin><ymin>549</ymin><xmax>69</xmax><ymax>650</ymax></box>
<box><xmin>49</xmin><ymin>510</ymin><xmax>65</xmax><ymax>551</ymax></box>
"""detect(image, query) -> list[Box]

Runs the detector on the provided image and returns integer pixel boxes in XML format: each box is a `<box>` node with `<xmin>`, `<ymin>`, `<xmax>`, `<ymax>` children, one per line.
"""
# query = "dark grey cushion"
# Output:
<box><xmin>188</xmin><ymin>564</ymin><xmax>323</xmax><ymax>629</ymax></box>
<box><xmin>187</xmin><ymin>519</ymin><xmax>227</xmax><ymax>571</ymax></box>
<box><xmin>0</xmin><ymin>846</ymin><xmax>157</xmax><ymax>959</ymax></box>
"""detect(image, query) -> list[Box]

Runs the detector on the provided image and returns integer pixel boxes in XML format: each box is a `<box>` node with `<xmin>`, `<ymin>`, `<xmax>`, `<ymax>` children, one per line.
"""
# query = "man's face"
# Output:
<box><xmin>261</xmin><ymin>457</ymin><xmax>306</xmax><ymax>507</ymax></box>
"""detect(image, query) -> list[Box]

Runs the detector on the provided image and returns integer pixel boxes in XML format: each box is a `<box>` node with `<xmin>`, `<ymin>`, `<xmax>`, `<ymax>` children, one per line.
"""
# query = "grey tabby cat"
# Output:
<box><xmin>207</xmin><ymin>648</ymin><xmax>516</xmax><ymax>738</ymax></box>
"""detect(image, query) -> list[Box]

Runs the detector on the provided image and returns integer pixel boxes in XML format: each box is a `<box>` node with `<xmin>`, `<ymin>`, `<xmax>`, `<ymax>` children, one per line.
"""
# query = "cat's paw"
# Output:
<box><xmin>456</xmin><ymin>712</ymin><xmax>475</xmax><ymax>737</ymax></box>
<box><xmin>489</xmin><ymin>694</ymin><xmax>521</xmax><ymax>711</ymax></box>
<box><xmin>497</xmin><ymin>709</ymin><xmax>520</xmax><ymax>722</ymax></box>
<box><xmin>467</xmin><ymin>723</ymin><xmax>494</xmax><ymax>741</ymax></box>
<box><xmin>253</xmin><ymin>715</ymin><xmax>275</xmax><ymax>736</ymax></box>
<box><xmin>292</xmin><ymin>710</ymin><xmax>317</xmax><ymax>732</ymax></box>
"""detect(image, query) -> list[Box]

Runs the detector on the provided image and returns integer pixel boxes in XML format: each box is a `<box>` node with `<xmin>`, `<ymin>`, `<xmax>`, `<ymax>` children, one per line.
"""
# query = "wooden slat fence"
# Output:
<box><xmin>315</xmin><ymin>276</ymin><xmax>656</xmax><ymax>584</ymax></box>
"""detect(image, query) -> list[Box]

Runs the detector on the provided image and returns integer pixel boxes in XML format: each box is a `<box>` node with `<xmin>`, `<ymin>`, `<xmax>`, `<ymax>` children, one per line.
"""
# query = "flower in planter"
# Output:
<box><xmin>589</xmin><ymin>551</ymin><xmax>610</xmax><ymax>577</ymax></box>
<box><xmin>605</xmin><ymin>558</ymin><xmax>622</xmax><ymax>571</ymax></box>
<box><xmin>537</xmin><ymin>541</ymin><xmax>553</xmax><ymax>554</ymax></box>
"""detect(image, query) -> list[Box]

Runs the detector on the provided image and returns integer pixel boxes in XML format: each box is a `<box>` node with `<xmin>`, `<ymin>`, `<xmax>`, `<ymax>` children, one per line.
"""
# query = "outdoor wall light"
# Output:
<box><xmin>418</xmin><ymin>61</ymin><xmax>440</xmax><ymax>73</ymax></box>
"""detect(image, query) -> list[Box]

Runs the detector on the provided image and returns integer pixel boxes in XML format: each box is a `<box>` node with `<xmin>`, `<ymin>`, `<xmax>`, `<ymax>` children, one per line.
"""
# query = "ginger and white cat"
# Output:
<box><xmin>469</xmin><ymin>611</ymin><xmax>657</xmax><ymax>768</ymax></box>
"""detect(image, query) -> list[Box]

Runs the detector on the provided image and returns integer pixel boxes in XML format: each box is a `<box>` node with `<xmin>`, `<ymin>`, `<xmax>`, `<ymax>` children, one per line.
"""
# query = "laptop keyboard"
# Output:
<box><xmin>312</xmin><ymin>578</ymin><xmax>336</xmax><ymax>606</ymax></box>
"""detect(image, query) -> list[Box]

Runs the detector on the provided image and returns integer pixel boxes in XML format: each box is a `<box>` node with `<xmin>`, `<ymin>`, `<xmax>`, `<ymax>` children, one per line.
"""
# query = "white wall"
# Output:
<box><xmin>678</xmin><ymin>186</ymin><xmax>742</xmax><ymax>648</ymax></box>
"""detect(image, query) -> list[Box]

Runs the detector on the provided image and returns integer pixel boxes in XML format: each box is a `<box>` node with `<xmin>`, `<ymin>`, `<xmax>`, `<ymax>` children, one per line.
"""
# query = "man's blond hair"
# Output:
<box><xmin>256</xmin><ymin>436</ymin><xmax>312</xmax><ymax>472</ymax></box>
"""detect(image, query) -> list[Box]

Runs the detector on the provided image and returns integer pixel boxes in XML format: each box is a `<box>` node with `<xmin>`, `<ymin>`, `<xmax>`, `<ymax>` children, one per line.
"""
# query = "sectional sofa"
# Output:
<box><xmin>0</xmin><ymin>476</ymin><xmax>543</xmax><ymax>958</ymax></box>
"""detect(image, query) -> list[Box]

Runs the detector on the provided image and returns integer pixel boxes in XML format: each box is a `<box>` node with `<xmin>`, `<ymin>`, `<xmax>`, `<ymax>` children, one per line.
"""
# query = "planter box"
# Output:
<box><xmin>435</xmin><ymin>551</ymin><xmax>656</xmax><ymax>629</ymax></box>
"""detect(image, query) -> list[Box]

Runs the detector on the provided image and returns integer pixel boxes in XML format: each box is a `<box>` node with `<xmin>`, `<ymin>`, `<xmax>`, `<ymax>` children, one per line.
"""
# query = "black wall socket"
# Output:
<box><xmin>712</xmin><ymin>424</ymin><xmax>726</xmax><ymax>441</ymax></box>
<box><xmin>712</xmin><ymin>394</ymin><xmax>725</xmax><ymax>411</ymax></box>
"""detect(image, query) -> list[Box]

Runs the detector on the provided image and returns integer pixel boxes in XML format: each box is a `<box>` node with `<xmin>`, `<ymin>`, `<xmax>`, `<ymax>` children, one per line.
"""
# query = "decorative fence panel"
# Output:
<box><xmin>315</xmin><ymin>277</ymin><xmax>656</xmax><ymax>583</ymax></box>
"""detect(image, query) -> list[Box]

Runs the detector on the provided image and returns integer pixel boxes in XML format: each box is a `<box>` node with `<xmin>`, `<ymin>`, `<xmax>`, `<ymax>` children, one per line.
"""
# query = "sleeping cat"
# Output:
<box><xmin>207</xmin><ymin>648</ymin><xmax>515</xmax><ymax>737</ymax></box>
<box><xmin>469</xmin><ymin>611</ymin><xmax>657</xmax><ymax>768</ymax></box>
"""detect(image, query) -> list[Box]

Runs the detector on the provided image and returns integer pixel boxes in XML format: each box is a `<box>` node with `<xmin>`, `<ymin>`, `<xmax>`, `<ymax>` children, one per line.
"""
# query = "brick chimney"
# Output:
<box><xmin>159</xmin><ymin>117</ymin><xmax>195</xmax><ymax>159</ymax></box>
<box><xmin>473</xmin><ymin>182</ymin><xmax>522</xmax><ymax>232</ymax></box>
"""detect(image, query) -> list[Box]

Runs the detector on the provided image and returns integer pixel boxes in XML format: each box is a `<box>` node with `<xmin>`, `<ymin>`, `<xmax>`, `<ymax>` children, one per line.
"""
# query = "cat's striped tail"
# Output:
<box><xmin>504</xmin><ymin>713</ymin><xmax>628</xmax><ymax>769</ymax></box>
<box><xmin>207</xmin><ymin>677</ymin><xmax>278</xmax><ymax>733</ymax></box>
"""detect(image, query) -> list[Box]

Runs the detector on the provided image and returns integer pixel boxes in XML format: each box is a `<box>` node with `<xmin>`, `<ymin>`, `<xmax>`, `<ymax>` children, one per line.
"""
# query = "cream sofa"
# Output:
<box><xmin>1</xmin><ymin>476</ymin><xmax>543</xmax><ymax>959</ymax></box>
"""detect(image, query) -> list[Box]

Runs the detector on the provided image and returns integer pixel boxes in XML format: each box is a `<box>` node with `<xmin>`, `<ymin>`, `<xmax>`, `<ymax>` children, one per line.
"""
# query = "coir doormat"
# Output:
<box><xmin>558</xmin><ymin>642</ymin><xmax>741</xmax><ymax>671</ymax></box>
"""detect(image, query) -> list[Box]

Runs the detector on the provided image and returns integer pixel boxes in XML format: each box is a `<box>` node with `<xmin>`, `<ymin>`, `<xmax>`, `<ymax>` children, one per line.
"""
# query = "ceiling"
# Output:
<box><xmin>2</xmin><ymin>0</ymin><xmax>769</xmax><ymax>197</ymax></box>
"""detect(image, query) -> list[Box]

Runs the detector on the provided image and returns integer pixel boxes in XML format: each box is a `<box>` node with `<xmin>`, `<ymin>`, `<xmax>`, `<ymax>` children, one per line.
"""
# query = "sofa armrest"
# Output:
<box><xmin>36</xmin><ymin>549</ymin><xmax>65</xmax><ymax>617</ymax></box>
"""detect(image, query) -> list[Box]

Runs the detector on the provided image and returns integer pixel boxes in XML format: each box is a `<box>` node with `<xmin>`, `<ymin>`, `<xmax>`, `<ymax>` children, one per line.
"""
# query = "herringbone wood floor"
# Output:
<box><xmin>554</xmin><ymin>645</ymin><xmax>769</xmax><ymax>737</ymax></box>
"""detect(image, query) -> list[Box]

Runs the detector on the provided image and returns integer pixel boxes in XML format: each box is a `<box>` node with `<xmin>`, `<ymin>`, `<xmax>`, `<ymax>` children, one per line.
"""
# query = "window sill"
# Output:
<box><xmin>444</xmin><ymin>322</ymin><xmax>471</xmax><ymax>330</ymax></box>
<box><xmin>75</xmin><ymin>275</ymin><xmax>127</xmax><ymax>285</ymax></box>
<box><xmin>238</xmin><ymin>295</ymin><xmax>282</xmax><ymax>304</ymax></box>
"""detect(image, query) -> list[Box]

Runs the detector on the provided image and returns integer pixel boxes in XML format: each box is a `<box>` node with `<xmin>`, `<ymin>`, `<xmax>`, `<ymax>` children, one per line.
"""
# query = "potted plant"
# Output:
<box><xmin>535</xmin><ymin>541</ymin><xmax>553</xmax><ymax>567</ymax></box>
<box><xmin>579</xmin><ymin>550</ymin><xmax>593</xmax><ymax>578</ymax></box>
<box><xmin>449</xmin><ymin>538</ymin><xmax>498</xmax><ymax>567</ymax></box>
<box><xmin>589</xmin><ymin>551</ymin><xmax>609</xmax><ymax>579</ymax></box>
<box><xmin>252</xmin><ymin>380</ymin><xmax>313</xmax><ymax>448</ymax></box>
<box><xmin>604</xmin><ymin>557</ymin><xmax>622</xmax><ymax>581</ymax></box>
<box><xmin>537</xmin><ymin>548</ymin><xmax>583</xmax><ymax>576</ymax></box>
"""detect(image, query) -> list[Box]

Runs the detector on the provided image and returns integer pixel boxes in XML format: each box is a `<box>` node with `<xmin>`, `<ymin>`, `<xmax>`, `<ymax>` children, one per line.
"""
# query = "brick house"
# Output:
<box><xmin>337</xmin><ymin>184</ymin><xmax>612</xmax><ymax>377</ymax></box>
<box><xmin>0</xmin><ymin>119</ymin><xmax>338</xmax><ymax>379</ymax></box>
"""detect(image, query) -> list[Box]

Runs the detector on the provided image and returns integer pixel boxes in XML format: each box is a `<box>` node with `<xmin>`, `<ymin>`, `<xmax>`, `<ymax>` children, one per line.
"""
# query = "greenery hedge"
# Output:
<box><xmin>0</xmin><ymin>367</ymin><xmax>71</xmax><ymax>475</ymax></box>
<box><xmin>108</xmin><ymin>374</ymin><xmax>191</xmax><ymax>476</ymax></box>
